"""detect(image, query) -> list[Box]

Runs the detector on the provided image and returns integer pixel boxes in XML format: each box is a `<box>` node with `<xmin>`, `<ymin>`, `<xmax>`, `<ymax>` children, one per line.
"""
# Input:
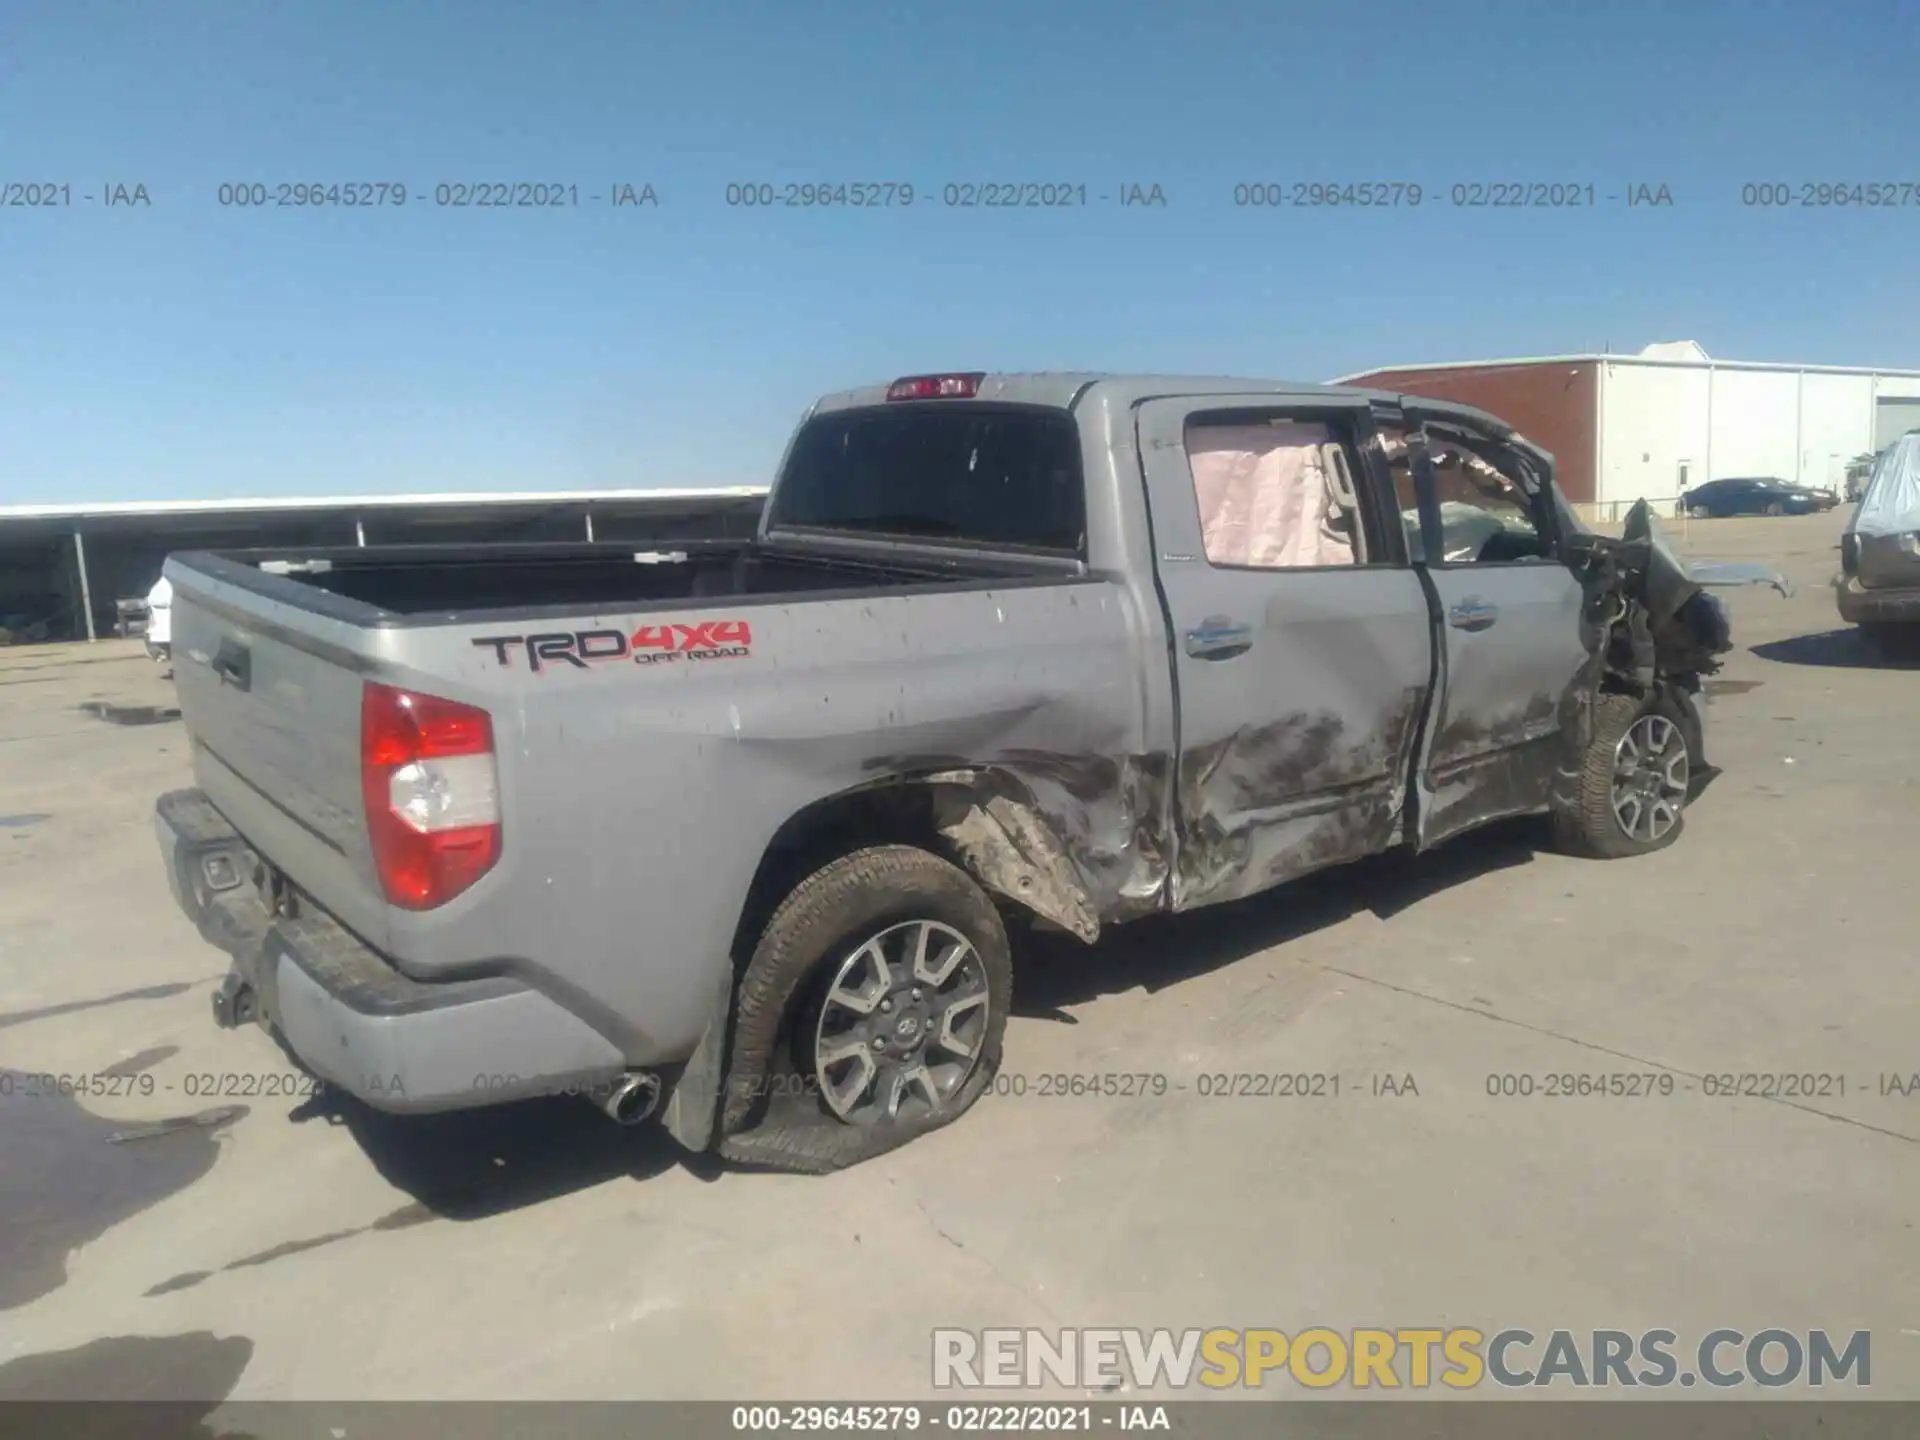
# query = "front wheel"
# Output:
<box><xmin>1555</xmin><ymin>693</ymin><xmax>1692</xmax><ymax>858</ymax></box>
<box><xmin>719</xmin><ymin>845</ymin><xmax>1012</xmax><ymax>1172</ymax></box>
<box><xmin>1687</xmin><ymin>505</ymin><xmax>1711</xmax><ymax>519</ymax></box>
<box><xmin>1765</xmin><ymin>501</ymin><xmax>1785</xmax><ymax>516</ymax></box>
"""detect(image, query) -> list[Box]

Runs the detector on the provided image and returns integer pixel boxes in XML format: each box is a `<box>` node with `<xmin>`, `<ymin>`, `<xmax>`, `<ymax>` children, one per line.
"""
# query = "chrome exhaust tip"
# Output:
<box><xmin>598</xmin><ymin>1071</ymin><xmax>661</xmax><ymax>1126</ymax></box>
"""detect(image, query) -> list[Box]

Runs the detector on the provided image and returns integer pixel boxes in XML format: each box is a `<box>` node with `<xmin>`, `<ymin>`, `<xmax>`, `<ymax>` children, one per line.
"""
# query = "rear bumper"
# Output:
<box><xmin>1834</xmin><ymin>575</ymin><xmax>1920</xmax><ymax>626</ymax></box>
<box><xmin>154</xmin><ymin>788</ymin><xmax>627</xmax><ymax>1114</ymax></box>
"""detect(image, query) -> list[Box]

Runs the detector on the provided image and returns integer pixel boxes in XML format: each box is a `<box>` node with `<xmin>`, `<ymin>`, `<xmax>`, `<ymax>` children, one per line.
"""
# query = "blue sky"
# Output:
<box><xmin>3</xmin><ymin>0</ymin><xmax>1916</xmax><ymax>503</ymax></box>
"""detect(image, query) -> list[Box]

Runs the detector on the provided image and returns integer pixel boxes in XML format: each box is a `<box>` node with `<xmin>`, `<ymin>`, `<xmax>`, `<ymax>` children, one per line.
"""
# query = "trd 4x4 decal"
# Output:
<box><xmin>471</xmin><ymin>620</ymin><xmax>753</xmax><ymax>673</ymax></box>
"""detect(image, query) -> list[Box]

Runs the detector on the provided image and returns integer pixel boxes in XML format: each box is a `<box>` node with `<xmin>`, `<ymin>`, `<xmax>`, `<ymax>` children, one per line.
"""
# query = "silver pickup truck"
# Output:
<box><xmin>155</xmin><ymin>372</ymin><xmax>1734</xmax><ymax>1173</ymax></box>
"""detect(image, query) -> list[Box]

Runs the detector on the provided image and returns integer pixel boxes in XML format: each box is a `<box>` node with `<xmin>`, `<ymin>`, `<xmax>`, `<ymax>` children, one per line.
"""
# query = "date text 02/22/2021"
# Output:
<box><xmin>729</xmin><ymin>1405</ymin><xmax>1167</xmax><ymax>1433</ymax></box>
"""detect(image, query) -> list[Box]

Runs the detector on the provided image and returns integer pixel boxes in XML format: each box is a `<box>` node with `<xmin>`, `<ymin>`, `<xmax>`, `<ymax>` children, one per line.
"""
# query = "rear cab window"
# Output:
<box><xmin>767</xmin><ymin>405</ymin><xmax>1087</xmax><ymax>556</ymax></box>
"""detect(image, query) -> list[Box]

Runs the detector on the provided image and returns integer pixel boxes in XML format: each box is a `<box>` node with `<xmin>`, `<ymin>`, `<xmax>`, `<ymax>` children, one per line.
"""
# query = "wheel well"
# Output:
<box><xmin>727</xmin><ymin>783</ymin><xmax>953</xmax><ymax>971</ymax></box>
<box><xmin>726</xmin><ymin>773</ymin><xmax>1102</xmax><ymax>969</ymax></box>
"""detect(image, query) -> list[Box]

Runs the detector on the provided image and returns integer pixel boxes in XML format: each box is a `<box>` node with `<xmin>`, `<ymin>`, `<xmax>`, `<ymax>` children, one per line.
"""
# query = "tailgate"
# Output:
<box><xmin>168</xmin><ymin>560</ymin><xmax>391</xmax><ymax>948</ymax></box>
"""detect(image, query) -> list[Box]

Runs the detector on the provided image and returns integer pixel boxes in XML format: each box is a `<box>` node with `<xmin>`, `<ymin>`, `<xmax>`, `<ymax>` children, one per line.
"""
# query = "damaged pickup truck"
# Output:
<box><xmin>154</xmin><ymin>372</ymin><xmax>1738</xmax><ymax>1173</ymax></box>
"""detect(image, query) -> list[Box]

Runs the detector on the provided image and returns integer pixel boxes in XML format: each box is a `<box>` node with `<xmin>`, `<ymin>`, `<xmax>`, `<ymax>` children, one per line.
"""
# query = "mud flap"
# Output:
<box><xmin>657</xmin><ymin>960</ymin><xmax>736</xmax><ymax>1154</ymax></box>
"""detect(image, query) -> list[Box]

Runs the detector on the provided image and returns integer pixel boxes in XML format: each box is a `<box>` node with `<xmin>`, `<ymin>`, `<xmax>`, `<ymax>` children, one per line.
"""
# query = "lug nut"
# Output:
<box><xmin>880</xmin><ymin>999</ymin><xmax>893</xmax><ymax>1013</ymax></box>
<box><xmin>872</xmin><ymin>1036</ymin><xmax>886</xmax><ymax>1050</ymax></box>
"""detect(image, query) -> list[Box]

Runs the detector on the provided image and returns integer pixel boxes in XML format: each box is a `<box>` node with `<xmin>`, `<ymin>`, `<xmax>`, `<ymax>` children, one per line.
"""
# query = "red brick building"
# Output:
<box><xmin>1339</xmin><ymin>360</ymin><xmax>1601</xmax><ymax>504</ymax></box>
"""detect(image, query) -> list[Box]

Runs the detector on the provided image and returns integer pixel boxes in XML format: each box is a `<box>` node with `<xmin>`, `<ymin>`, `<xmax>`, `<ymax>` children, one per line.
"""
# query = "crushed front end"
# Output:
<box><xmin>1560</xmin><ymin>500</ymin><xmax>1747</xmax><ymax>798</ymax></box>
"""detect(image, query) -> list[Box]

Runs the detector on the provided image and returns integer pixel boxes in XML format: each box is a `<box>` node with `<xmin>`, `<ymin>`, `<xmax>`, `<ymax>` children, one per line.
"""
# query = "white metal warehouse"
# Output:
<box><xmin>1341</xmin><ymin>342</ymin><xmax>1920</xmax><ymax>517</ymax></box>
<box><xmin>1592</xmin><ymin>341</ymin><xmax>1920</xmax><ymax>503</ymax></box>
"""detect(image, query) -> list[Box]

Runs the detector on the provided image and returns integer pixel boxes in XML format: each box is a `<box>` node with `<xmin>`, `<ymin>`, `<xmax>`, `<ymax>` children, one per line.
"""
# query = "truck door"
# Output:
<box><xmin>1398</xmin><ymin>412</ymin><xmax>1593</xmax><ymax>848</ymax></box>
<box><xmin>1135</xmin><ymin>396</ymin><xmax>1434</xmax><ymax>912</ymax></box>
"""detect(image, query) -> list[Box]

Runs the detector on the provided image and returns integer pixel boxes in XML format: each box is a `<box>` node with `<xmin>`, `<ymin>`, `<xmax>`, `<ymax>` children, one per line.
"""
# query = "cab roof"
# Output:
<box><xmin>809</xmin><ymin>372</ymin><xmax>1522</xmax><ymax>441</ymax></box>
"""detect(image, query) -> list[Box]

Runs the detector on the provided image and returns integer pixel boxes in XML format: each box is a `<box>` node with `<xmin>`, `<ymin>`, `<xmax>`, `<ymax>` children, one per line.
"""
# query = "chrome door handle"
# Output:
<box><xmin>1184</xmin><ymin>617</ymin><xmax>1253</xmax><ymax>659</ymax></box>
<box><xmin>1447</xmin><ymin>597</ymin><xmax>1499</xmax><ymax>632</ymax></box>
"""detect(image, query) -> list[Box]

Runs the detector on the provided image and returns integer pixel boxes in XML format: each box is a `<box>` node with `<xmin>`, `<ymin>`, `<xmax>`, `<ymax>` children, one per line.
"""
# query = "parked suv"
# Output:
<box><xmin>1837</xmin><ymin>430</ymin><xmax>1920</xmax><ymax>653</ymax></box>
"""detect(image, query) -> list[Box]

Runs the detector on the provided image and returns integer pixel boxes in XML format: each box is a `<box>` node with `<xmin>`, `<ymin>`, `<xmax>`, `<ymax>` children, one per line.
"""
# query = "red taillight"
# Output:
<box><xmin>360</xmin><ymin>681</ymin><xmax>500</xmax><ymax>910</ymax></box>
<box><xmin>886</xmin><ymin>373</ymin><xmax>984</xmax><ymax>401</ymax></box>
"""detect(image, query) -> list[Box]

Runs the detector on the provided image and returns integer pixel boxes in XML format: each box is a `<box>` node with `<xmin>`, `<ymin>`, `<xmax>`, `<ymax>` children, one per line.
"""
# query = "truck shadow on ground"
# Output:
<box><xmin>1011</xmin><ymin>817</ymin><xmax>1545</xmax><ymax>1019</ymax></box>
<box><xmin>285</xmin><ymin>1085</ymin><xmax>713</xmax><ymax>1218</ymax></box>
<box><xmin>1751</xmin><ymin>629</ymin><xmax>1920</xmax><ymax>670</ymax></box>
<box><xmin>278</xmin><ymin>823</ymin><xmax>1543</xmax><ymax>1212</ymax></box>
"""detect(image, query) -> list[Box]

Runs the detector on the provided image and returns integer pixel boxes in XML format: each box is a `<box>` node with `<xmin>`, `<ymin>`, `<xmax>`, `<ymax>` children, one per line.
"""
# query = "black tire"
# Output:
<box><xmin>1687</xmin><ymin>505</ymin><xmax>1711</xmax><ymax>520</ymax></box>
<box><xmin>717</xmin><ymin>844</ymin><xmax>1011</xmax><ymax>1173</ymax></box>
<box><xmin>1765</xmin><ymin>501</ymin><xmax>1785</xmax><ymax>516</ymax></box>
<box><xmin>1554</xmin><ymin>692</ymin><xmax>1692</xmax><ymax>859</ymax></box>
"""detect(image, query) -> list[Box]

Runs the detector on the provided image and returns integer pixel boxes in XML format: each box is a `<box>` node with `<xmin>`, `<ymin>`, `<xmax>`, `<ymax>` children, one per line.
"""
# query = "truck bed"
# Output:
<box><xmin>162</xmin><ymin>533</ymin><xmax>1115</xmax><ymax>1029</ymax></box>
<box><xmin>175</xmin><ymin>539</ymin><xmax>1049</xmax><ymax>623</ymax></box>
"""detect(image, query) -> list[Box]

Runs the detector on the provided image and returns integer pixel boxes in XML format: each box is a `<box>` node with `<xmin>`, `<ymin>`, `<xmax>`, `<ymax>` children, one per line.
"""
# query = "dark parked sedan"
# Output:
<box><xmin>1680</xmin><ymin>477</ymin><xmax>1838</xmax><ymax>518</ymax></box>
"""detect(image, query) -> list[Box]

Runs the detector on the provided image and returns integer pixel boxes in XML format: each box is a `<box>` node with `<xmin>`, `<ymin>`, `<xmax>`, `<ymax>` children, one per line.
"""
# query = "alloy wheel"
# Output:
<box><xmin>811</xmin><ymin>919</ymin><xmax>992</xmax><ymax>1125</ymax></box>
<box><xmin>1611</xmin><ymin>714</ymin><xmax>1689</xmax><ymax>843</ymax></box>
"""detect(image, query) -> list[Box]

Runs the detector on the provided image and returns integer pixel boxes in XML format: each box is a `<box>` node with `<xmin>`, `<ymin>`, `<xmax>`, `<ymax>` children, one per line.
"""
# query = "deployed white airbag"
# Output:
<box><xmin>1188</xmin><ymin>422</ymin><xmax>1356</xmax><ymax>568</ymax></box>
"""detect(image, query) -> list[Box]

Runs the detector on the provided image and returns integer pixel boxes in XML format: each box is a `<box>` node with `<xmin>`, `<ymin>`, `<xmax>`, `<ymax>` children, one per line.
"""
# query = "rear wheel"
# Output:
<box><xmin>720</xmin><ymin>845</ymin><xmax>1011</xmax><ymax>1171</ymax></box>
<box><xmin>1555</xmin><ymin>693</ymin><xmax>1692</xmax><ymax>858</ymax></box>
<box><xmin>802</xmin><ymin>916</ymin><xmax>995</xmax><ymax>1124</ymax></box>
